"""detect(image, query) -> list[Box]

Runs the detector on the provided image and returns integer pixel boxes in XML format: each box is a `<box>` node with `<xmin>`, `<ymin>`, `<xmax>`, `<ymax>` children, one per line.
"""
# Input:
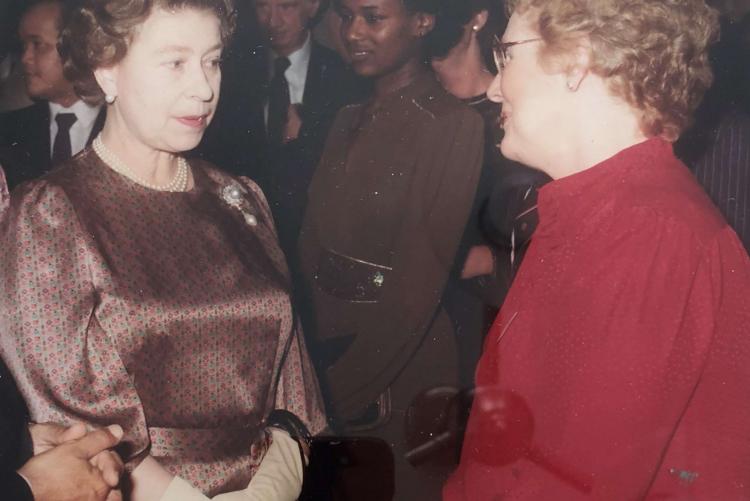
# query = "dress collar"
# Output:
<box><xmin>536</xmin><ymin>137</ymin><xmax>675</xmax><ymax>236</ymax></box>
<box><xmin>364</xmin><ymin>71</ymin><xmax>441</xmax><ymax>114</ymax></box>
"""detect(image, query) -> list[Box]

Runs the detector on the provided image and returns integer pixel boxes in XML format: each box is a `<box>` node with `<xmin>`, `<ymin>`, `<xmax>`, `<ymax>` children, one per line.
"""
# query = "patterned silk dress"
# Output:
<box><xmin>0</xmin><ymin>150</ymin><xmax>325</xmax><ymax>495</ymax></box>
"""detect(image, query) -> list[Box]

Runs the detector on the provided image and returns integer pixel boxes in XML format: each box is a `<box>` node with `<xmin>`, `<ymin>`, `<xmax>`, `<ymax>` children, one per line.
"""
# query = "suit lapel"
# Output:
<box><xmin>302</xmin><ymin>42</ymin><xmax>326</xmax><ymax>109</ymax></box>
<box><xmin>31</xmin><ymin>102</ymin><xmax>51</xmax><ymax>167</ymax></box>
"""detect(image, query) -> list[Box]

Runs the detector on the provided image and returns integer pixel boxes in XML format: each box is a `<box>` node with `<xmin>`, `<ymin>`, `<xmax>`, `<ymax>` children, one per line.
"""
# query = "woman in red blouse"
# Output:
<box><xmin>445</xmin><ymin>0</ymin><xmax>750</xmax><ymax>499</ymax></box>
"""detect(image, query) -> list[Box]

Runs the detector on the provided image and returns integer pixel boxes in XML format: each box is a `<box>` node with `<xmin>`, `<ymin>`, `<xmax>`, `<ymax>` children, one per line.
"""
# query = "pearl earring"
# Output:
<box><xmin>472</xmin><ymin>25</ymin><xmax>480</xmax><ymax>32</ymax></box>
<box><xmin>105</xmin><ymin>94</ymin><xmax>116</xmax><ymax>104</ymax></box>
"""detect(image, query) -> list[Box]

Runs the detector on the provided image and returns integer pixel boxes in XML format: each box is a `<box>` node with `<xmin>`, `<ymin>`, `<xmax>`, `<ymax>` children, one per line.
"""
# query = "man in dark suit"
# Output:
<box><xmin>200</xmin><ymin>0</ymin><xmax>365</xmax><ymax>267</ymax></box>
<box><xmin>0</xmin><ymin>0</ymin><xmax>104</xmax><ymax>190</ymax></box>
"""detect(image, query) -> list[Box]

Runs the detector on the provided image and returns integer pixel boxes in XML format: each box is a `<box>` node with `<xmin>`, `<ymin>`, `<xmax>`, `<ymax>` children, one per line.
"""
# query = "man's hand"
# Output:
<box><xmin>461</xmin><ymin>245</ymin><xmax>495</xmax><ymax>279</ymax></box>
<box><xmin>283</xmin><ymin>104</ymin><xmax>303</xmax><ymax>143</ymax></box>
<box><xmin>30</xmin><ymin>422</ymin><xmax>88</xmax><ymax>455</ymax></box>
<box><xmin>20</xmin><ymin>425</ymin><xmax>124</xmax><ymax>501</ymax></box>
<box><xmin>30</xmin><ymin>422</ymin><xmax>124</xmax><ymax>489</ymax></box>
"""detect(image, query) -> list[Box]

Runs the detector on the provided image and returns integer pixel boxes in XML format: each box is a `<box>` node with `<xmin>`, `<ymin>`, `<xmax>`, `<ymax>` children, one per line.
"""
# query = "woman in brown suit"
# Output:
<box><xmin>298</xmin><ymin>0</ymin><xmax>483</xmax><ymax>498</ymax></box>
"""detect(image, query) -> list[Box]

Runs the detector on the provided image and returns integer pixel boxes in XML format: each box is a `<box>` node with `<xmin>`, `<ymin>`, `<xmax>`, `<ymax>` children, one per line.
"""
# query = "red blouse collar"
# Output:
<box><xmin>536</xmin><ymin>138</ymin><xmax>675</xmax><ymax>236</ymax></box>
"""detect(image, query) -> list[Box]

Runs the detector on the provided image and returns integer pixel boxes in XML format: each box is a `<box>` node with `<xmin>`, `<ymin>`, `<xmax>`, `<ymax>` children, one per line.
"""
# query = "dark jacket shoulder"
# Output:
<box><xmin>0</xmin><ymin>102</ymin><xmax>48</xmax><ymax>139</ymax></box>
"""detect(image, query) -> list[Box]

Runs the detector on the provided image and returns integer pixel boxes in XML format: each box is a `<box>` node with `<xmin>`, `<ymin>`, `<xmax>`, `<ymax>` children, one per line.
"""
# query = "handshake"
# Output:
<box><xmin>20</xmin><ymin>422</ymin><xmax>124</xmax><ymax>501</ymax></box>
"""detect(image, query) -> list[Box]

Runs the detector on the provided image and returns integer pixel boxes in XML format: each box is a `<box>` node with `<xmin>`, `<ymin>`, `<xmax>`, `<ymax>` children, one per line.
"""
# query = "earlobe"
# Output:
<box><xmin>414</xmin><ymin>13</ymin><xmax>435</xmax><ymax>38</ymax></box>
<box><xmin>565</xmin><ymin>69</ymin><xmax>587</xmax><ymax>92</ymax></box>
<box><xmin>94</xmin><ymin>66</ymin><xmax>118</xmax><ymax>101</ymax></box>
<box><xmin>471</xmin><ymin>9</ymin><xmax>489</xmax><ymax>33</ymax></box>
<box><xmin>565</xmin><ymin>39</ymin><xmax>591</xmax><ymax>92</ymax></box>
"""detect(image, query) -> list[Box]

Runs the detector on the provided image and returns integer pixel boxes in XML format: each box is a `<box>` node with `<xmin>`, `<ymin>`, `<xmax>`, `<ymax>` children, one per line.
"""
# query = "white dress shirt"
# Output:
<box><xmin>264</xmin><ymin>34</ymin><xmax>312</xmax><ymax>126</ymax></box>
<box><xmin>49</xmin><ymin>100</ymin><xmax>102</xmax><ymax>158</ymax></box>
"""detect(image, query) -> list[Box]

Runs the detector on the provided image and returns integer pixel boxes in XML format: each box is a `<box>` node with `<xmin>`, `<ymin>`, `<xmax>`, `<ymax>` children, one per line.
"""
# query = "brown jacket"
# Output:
<box><xmin>299</xmin><ymin>73</ymin><xmax>484</xmax><ymax>420</ymax></box>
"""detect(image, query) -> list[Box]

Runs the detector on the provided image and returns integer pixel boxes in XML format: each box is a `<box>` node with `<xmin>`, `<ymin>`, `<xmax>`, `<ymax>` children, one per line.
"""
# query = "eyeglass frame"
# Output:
<box><xmin>492</xmin><ymin>36</ymin><xmax>543</xmax><ymax>71</ymax></box>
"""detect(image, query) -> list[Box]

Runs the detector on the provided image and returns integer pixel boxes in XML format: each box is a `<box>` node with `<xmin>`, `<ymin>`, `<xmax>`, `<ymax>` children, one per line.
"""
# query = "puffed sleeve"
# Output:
<box><xmin>239</xmin><ymin>178</ymin><xmax>326</xmax><ymax>435</ymax></box>
<box><xmin>273</xmin><ymin>328</ymin><xmax>327</xmax><ymax>435</ymax></box>
<box><xmin>326</xmin><ymin>107</ymin><xmax>485</xmax><ymax>417</ymax></box>
<box><xmin>0</xmin><ymin>180</ymin><xmax>149</xmax><ymax>467</ymax></box>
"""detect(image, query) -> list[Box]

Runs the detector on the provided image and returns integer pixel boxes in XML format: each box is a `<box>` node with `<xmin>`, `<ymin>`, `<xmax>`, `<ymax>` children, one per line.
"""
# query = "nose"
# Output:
<box><xmin>189</xmin><ymin>64</ymin><xmax>215</xmax><ymax>102</ymax></box>
<box><xmin>486</xmin><ymin>71</ymin><xmax>503</xmax><ymax>103</ymax></box>
<box><xmin>342</xmin><ymin>16</ymin><xmax>365</xmax><ymax>43</ymax></box>
<box><xmin>270</xmin><ymin>7</ymin><xmax>283</xmax><ymax>30</ymax></box>
<box><xmin>20</xmin><ymin>43</ymin><xmax>34</xmax><ymax>68</ymax></box>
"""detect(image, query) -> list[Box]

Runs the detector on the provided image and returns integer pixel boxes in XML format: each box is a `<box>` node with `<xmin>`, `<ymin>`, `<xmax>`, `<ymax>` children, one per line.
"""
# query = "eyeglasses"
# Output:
<box><xmin>492</xmin><ymin>36</ymin><xmax>542</xmax><ymax>71</ymax></box>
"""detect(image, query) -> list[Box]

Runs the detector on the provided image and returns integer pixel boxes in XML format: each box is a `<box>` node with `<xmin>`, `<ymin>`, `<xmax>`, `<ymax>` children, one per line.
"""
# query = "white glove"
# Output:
<box><xmin>159</xmin><ymin>429</ymin><xmax>304</xmax><ymax>501</ymax></box>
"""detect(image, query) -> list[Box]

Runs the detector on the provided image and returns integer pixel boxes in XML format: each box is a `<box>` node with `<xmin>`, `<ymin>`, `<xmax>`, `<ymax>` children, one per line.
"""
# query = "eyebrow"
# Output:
<box><xmin>155</xmin><ymin>42</ymin><xmax>223</xmax><ymax>55</ymax></box>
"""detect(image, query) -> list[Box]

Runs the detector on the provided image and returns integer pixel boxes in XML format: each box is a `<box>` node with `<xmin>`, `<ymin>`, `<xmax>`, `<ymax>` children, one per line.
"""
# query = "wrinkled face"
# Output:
<box><xmin>18</xmin><ymin>2</ymin><xmax>76</xmax><ymax>104</ymax></box>
<box><xmin>100</xmin><ymin>7</ymin><xmax>222</xmax><ymax>153</ymax></box>
<box><xmin>486</xmin><ymin>10</ymin><xmax>567</xmax><ymax>169</ymax></box>
<box><xmin>255</xmin><ymin>0</ymin><xmax>319</xmax><ymax>56</ymax></box>
<box><xmin>335</xmin><ymin>0</ymin><xmax>422</xmax><ymax>78</ymax></box>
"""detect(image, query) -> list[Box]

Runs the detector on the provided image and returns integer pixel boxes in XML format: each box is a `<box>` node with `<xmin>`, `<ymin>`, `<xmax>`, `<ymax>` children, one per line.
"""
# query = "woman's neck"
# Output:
<box><xmin>373</xmin><ymin>58</ymin><xmax>428</xmax><ymax>99</ymax></box>
<box><xmin>432</xmin><ymin>38</ymin><xmax>494</xmax><ymax>99</ymax></box>
<box><xmin>545</xmin><ymin>108</ymin><xmax>649</xmax><ymax>180</ymax></box>
<box><xmin>98</xmin><ymin>114</ymin><xmax>180</xmax><ymax>186</ymax></box>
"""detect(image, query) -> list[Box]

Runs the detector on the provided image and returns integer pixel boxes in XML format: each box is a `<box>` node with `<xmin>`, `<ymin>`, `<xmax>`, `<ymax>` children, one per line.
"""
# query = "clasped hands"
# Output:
<box><xmin>21</xmin><ymin>422</ymin><xmax>124</xmax><ymax>501</ymax></box>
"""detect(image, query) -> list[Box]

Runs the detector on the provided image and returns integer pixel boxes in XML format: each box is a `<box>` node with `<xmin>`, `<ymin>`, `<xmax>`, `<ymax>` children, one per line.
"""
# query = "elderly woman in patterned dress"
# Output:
<box><xmin>0</xmin><ymin>0</ymin><xmax>324</xmax><ymax>499</ymax></box>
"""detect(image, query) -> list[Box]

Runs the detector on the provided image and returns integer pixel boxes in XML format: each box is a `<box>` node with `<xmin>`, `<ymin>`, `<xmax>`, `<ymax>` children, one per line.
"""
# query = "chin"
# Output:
<box><xmin>26</xmin><ymin>84</ymin><xmax>47</xmax><ymax>100</ymax></box>
<box><xmin>169</xmin><ymin>135</ymin><xmax>203</xmax><ymax>154</ymax></box>
<box><xmin>499</xmin><ymin>138</ymin><xmax>520</xmax><ymax>162</ymax></box>
<box><xmin>350</xmin><ymin>61</ymin><xmax>376</xmax><ymax>78</ymax></box>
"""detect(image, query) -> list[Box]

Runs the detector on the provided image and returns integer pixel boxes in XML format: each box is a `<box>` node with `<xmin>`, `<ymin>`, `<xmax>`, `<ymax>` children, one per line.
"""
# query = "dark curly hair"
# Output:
<box><xmin>60</xmin><ymin>0</ymin><xmax>236</xmax><ymax>104</ymax></box>
<box><xmin>400</xmin><ymin>0</ymin><xmax>465</xmax><ymax>60</ymax></box>
<box><xmin>505</xmin><ymin>0</ymin><xmax>719</xmax><ymax>141</ymax></box>
<box><xmin>429</xmin><ymin>0</ymin><xmax>506</xmax><ymax>70</ymax></box>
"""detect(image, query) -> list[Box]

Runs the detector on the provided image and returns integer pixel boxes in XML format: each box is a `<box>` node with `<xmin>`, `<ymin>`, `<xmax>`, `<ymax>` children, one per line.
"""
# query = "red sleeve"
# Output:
<box><xmin>447</xmin><ymin>211</ymin><xmax>750</xmax><ymax>500</ymax></box>
<box><xmin>645</xmin><ymin>227</ymin><xmax>750</xmax><ymax>499</ymax></box>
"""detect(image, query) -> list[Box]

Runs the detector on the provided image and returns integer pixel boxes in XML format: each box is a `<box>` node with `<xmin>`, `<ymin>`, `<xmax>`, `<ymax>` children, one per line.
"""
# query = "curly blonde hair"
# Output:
<box><xmin>60</xmin><ymin>0</ymin><xmax>236</xmax><ymax>104</ymax></box>
<box><xmin>505</xmin><ymin>0</ymin><xmax>719</xmax><ymax>141</ymax></box>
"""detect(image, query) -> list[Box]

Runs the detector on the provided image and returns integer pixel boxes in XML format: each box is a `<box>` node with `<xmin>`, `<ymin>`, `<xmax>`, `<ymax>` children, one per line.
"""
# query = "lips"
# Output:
<box><xmin>177</xmin><ymin>115</ymin><xmax>209</xmax><ymax>129</ymax></box>
<box><xmin>348</xmin><ymin>46</ymin><xmax>373</xmax><ymax>62</ymax></box>
<box><xmin>499</xmin><ymin>113</ymin><xmax>508</xmax><ymax>129</ymax></box>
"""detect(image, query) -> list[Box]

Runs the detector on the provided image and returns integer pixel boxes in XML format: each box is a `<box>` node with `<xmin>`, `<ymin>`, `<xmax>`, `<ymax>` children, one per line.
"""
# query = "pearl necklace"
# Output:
<box><xmin>92</xmin><ymin>136</ymin><xmax>190</xmax><ymax>192</ymax></box>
